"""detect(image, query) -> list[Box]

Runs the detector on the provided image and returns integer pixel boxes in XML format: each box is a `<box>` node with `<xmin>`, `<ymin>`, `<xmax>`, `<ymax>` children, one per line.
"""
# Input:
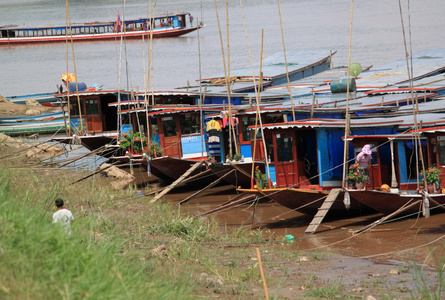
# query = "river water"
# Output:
<box><xmin>167</xmin><ymin>185</ymin><xmax>445</xmax><ymax>269</ymax></box>
<box><xmin>1</xmin><ymin>0</ymin><xmax>444</xmax><ymax>96</ymax></box>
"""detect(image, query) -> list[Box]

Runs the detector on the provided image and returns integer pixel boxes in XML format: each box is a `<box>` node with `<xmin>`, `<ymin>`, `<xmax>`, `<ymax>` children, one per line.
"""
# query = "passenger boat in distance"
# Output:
<box><xmin>0</xmin><ymin>12</ymin><xmax>202</xmax><ymax>45</ymax></box>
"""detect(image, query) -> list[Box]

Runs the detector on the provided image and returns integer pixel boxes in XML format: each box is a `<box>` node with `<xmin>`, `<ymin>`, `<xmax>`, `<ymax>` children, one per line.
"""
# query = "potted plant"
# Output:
<box><xmin>233</xmin><ymin>153</ymin><xmax>242</xmax><ymax>161</ymax></box>
<box><xmin>119</xmin><ymin>131</ymin><xmax>148</xmax><ymax>154</ymax></box>
<box><xmin>347</xmin><ymin>163</ymin><xmax>368</xmax><ymax>189</ymax></box>
<box><xmin>254</xmin><ymin>166</ymin><xmax>268</xmax><ymax>188</ymax></box>
<box><xmin>420</xmin><ymin>166</ymin><xmax>441</xmax><ymax>193</ymax></box>
<box><xmin>345</xmin><ymin>173</ymin><xmax>356</xmax><ymax>189</ymax></box>
<box><xmin>119</xmin><ymin>132</ymin><xmax>133</xmax><ymax>149</ymax></box>
<box><xmin>145</xmin><ymin>142</ymin><xmax>163</xmax><ymax>158</ymax></box>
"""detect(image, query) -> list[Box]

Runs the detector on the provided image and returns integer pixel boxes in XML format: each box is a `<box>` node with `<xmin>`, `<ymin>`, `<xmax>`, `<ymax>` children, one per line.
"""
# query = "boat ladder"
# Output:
<box><xmin>305</xmin><ymin>188</ymin><xmax>341</xmax><ymax>235</ymax></box>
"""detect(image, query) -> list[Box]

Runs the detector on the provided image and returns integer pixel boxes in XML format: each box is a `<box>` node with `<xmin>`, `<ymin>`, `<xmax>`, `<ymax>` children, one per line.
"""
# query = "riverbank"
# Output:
<box><xmin>0</xmin><ymin>95</ymin><xmax>59</xmax><ymax>118</ymax></box>
<box><xmin>0</xmin><ymin>139</ymin><xmax>443</xmax><ymax>299</ymax></box>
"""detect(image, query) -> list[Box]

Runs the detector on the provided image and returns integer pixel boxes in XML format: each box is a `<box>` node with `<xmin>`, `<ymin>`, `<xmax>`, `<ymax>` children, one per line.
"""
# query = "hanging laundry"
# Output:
<box><xmin>221</xmin><ymin>111</ymin><xmax>229</xmax><ymax>127</ymax></box>
<box><xmin>206</xmin><ymin>119</ymin><xmax>221</xmax><ymax>143</ymax></box>
<box><xmin>206</xmin><ymin>119</ymin><xmax>221</xmax><ymax>131</ymax></box>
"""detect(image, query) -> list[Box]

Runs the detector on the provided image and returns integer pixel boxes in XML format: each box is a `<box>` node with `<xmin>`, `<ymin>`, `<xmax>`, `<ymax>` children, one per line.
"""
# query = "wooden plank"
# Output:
<box><xmin>179</xmin><ymin>170</ymin><xmax>235</xmax><ymax>204</ymax></box>
<box><xmin>195</xmin><ymin>194</ymin><xmax>257</xmax><ymax>218</ymax></box>
<box><xmin>227</xmin><ymin>161</ymin><xmax>254</xmax><ymax>179</ymax></box>
<box><xmin>305</xmin><ymin>188</ymin><xmax>341</xmax><ymax>235</ymax></box>
<box><xmin>149</xmin><ymin>161</ymin><xmax>203</xmax><ymax>203</ymax></box>
<box><xmin>144</xmin><ymin>169</ymin><xmax>213</xmax><ymax>197</ymax></box>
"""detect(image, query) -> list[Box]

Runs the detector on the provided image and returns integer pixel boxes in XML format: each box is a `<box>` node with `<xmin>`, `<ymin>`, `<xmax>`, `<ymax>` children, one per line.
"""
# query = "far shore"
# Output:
<box><xmin>0</xmin><ymin>96</ymin><xmax>61</xmax><ymax>118</ymax></box>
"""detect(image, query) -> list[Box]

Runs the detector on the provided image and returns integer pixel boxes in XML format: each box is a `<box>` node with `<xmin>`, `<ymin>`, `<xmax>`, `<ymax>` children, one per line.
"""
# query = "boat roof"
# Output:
<box><xmin>200</xmin><ymin>50</ymin><xmax>335</xmax><ymax>81</ymax></box>
<box><xmin>247</xmin><ymin>112</ymin><xmax>445</xmax><ymax>131</ymax></box>
<box><xmin>355</xmin><ymin>48</ymin><xmax>445</xmax><ymax>90</ymax></box>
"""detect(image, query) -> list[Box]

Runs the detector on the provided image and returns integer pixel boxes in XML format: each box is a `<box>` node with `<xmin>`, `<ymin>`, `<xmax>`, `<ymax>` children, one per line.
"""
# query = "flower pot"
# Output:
<box><xmin>427</xmin><ymin>184</ymin><xmax>437</xmax><ymax>194</ymax></box>
<box><xmin>346</xmin><ymin>181</ymin><xmax>356</xmax><ymax>189</ymax></box>
<box><xmin>355</xmin><ymin>183</ymin><xmax>365</xmax><ymax>190</ymax></box>
<box><xmin>128</xmin><ymin>148</ymin><xmax>142</xmax><ymax>155</ymax></box>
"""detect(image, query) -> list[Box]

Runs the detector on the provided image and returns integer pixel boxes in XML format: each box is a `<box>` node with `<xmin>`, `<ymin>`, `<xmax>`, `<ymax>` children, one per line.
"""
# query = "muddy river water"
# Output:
<box><xmin>159</xmin><ymin>184</ymin><xmax>445</xmax><ymax>269</ymax></box>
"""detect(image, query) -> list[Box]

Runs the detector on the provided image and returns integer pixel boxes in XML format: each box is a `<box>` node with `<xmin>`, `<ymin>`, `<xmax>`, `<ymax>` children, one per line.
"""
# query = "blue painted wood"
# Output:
<box><xmin>240</xmin><ymin>144</ymin><xmax>252</xmax><ymax>159</ymax></box>
<box><xmin>316</xmin><ymin>129</ymin><xmax>330</xmax><ymax>186</ymax></box>
<box><xmin>268</xmin><ymin>165</ymin><xmax>276</xmax><ymax>184</ymax></box>
<box><xmin>397</xmin><ymin>141</ymin><xmax>408</xmax><ymax>183</ymax></box>
<box><xmin>181</xmin><ymin>134</ymin><xmax>205</xmax><ymax>156</ymax></box>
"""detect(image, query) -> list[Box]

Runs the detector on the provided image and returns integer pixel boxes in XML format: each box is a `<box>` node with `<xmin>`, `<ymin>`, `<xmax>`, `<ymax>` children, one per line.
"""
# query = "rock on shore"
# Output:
<box><xmin>0</xmin><ymin>133</ymin><xmax>64</xmax><ymax>157</ymax></box>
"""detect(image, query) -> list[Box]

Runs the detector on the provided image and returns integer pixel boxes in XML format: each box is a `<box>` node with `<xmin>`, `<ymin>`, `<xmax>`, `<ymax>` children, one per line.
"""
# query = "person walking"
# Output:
<box><xmin>52</xmin><ymin>198</ymin><xmax>74</xmax><ymax>235</ymax></box>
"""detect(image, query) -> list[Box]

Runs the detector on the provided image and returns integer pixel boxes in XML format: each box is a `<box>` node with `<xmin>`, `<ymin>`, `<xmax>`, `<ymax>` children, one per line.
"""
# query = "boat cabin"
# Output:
<box><xmin>120</xmin><ymin>107</ymin><xmax>208</xmax><ymax>160</ymax></box>
<box><xmin>421</xmin><ymin>127</ymin><xmax>445</xmax><ymax>188</ymax></box>
<box><xmin>60</xmin><ymin>91</ymin><xmax>121</xmax><ymax>135</ymax></box>
<box><xmin>347</xmin><ymin>134</ymin><xmax>427</xmax><ymax>190</ymax></box>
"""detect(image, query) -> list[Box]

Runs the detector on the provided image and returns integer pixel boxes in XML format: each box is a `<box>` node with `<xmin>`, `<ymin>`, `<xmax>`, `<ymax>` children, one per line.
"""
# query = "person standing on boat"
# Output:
<box><xmin>52</xmin><ymin>198</ymin><xmax>74</xmax><ymax>235</ymax></box>
<box><xmin>60</xmin><ymin>80</ymin><xmax>68</xmax><ymax>93</ymax></box>
<box><xmin>356</xmin><ymin>144</ymin><xmax>372</xmax><ymax>184</ymax></box>
<box><xmin>189</xmin><ymin>15</ymin><xmax>194</xmax><ymax>26</ymax></box>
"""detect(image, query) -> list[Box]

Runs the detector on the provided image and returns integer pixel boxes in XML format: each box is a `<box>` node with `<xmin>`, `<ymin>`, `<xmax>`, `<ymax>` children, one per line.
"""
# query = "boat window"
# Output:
<box><xmin>241</xmin><ymin>117</ymin><xmax>257</xmax><ymax>142</ymax></box>
<box><xmin>402</xmin><ymin>141</ymin><xmax>427</xmax><ymax>181</ymax></box>
<box><xmin>162</xmin><ymin>117</ymin><xmax>177</xmax><ymax>137</ymax></box>
<box><xmin>437</xmin><ymin>136</ymin><xmax>445</xmax><ymax>165</ymax></box>
<box><xmin>276</xmin><ymin>136</ymin><xmax>294</xmax><ymax>162</ymax></box>
<box><xmin>266</xmin><ymin>113</ymin><xmax>284</xmax><ymax>124</ymax></box>
<box><xmin>179</xmin><ymin>113</ymin><xmax>199</xmax><ymax>135</ymax></box>
<box><xmin>85</xmin><ymin>98</ymin><xmax>99</xmax><ymax>115</ymax></box>
<box><xmin>266</xmin><ymin>138</ymin><xmax>274</xmax><ymax>163</ymax></box>
<box><xmin>70</xmin><ymin>102</ymin><xmax>80</xmax><ymax>117</ymax></box>
<box><xmin>151</xmin><ymin>123</ymin><xmax>158</xmax><ymax>135</ymax></box>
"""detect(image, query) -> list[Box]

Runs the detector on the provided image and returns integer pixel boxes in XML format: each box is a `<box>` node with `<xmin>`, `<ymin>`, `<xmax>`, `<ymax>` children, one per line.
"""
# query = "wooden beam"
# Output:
<box><xmin>180</xmin><ymin>169</ymin><xmax>235</xmax><ymax>204</ymax></box>
<box><xmin>149</xmin><ymin>161</ymin><xmax>203</xmax><ymax>203</ymax></box>
<box><xmin>144</xmin><ymin>169</ymin><xmax>213</xmax><ymax>197</ymax></box>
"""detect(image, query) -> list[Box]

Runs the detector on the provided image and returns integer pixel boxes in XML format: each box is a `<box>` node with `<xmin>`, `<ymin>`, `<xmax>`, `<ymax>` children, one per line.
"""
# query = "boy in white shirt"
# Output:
<box><xmin>52</xmin><ymin>198</ymin><xmax>74</xmax><ymax>234</ymax></box>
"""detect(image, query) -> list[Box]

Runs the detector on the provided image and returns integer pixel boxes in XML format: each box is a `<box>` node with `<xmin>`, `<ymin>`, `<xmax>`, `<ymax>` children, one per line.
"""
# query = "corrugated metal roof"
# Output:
<box><xmin>356</xmin><ymin>48</ymin><xmax>445</xmax><ymax>89</ymax></box>
<box><xmin>202</xmin><ymin>49</ymin><xmax>333</xmax><ymax>80</ymax></box>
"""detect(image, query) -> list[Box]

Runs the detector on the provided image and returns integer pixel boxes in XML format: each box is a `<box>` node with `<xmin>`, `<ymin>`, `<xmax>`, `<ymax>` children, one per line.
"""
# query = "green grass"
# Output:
<box><xmin>305</xmin><ymin>275</ymin><xmax>343</xmax><ymax>298</ymax></box>
<box><xmin>2</xmin><ymin>141</ymin><xmax>445</xmax><ymax>299</ymax></box>
<box><xmin>0</xmin><ymin>170</ymin><xmax>194</xmax><ymax>299</ymax></box>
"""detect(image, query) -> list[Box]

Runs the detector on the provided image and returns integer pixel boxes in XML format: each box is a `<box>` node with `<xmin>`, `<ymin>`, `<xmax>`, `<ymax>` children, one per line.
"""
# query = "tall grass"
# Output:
<box><xmin>0</xmin><ymin>170</ymin><xmax>194</xmax><ymax>299</ymax></box>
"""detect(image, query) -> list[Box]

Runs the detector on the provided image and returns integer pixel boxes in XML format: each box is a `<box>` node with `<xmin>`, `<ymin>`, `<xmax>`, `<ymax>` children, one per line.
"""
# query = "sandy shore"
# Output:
<box><xmin>0</xmin><ymin>98</ymin><xmax>60</xmax><ymax>118</ymax></box>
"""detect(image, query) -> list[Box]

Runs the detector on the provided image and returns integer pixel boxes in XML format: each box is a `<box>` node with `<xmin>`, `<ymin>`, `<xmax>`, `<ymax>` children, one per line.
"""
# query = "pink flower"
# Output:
<box><xmin>134</xmin><ymin>137</ymin><xmax>140</xmax><ymax>142</ymax></box>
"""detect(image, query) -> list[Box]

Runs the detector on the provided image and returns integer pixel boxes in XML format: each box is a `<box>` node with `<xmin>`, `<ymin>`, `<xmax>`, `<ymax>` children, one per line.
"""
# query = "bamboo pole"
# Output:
<box><xmin>341</xmin><ymin>0</ymin><xmax>354</xmax><ymax>189</ymax></box>
<box><xmin>179</xmin><ymin>170</ymin><xmax>235</xmax><ymax>204</ymax></box>
<box><xmin>398</xmin><ymin>0</ymin><xmax>426</xmax><ymax>190</ymax></box>
<box><xmin>214</xmin><ymin>0</ymin><xmax>234</xmax><ymax>157</ymax></box>
<box><xmin>256</xmin><ymin>248</ymin><xmax>269</xmax><ymax>300</ymax></box>
<box><xmin>238</xmin><ymin>0</ymin><xmax>272</xmax><ymax>188</ymax></box>
<box><xmin>276</xmin><ymin>0</ymin><xmax>295</xmax><ymax>121</ymax></box>
<box><xmin>195</xmin><ymin>194</ymin><xmax>256</xmax><ymax>218</ymax></box>
<box><xmin>226</xmin><ymin>0</ymin><xmax>238</xmax><ymax>155</ymax></box>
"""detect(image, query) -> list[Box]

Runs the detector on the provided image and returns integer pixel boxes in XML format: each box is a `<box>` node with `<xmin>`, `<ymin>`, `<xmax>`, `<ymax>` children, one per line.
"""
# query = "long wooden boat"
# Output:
<box><xmin>0</xmin><ymin>12</ymin><xmax>202</xmax><ymax>45</ymax></box>
<box><xmin>145</xmin><ymin>156</ymin><xmax>222</xmax><ymax>187</ymax></box>
<box><xmin>5</xmin><ymin>92</ymin><xmax>59</xmax><ymax>106</ymax></box>
<box><xmin>0</xmin><ymin>119</ymin><xmax>67</xmax><ymax>136</ymax></box>
<box><xmin>346</xmin><ymin>190</ymin><xmax>445</xmax><ymax>216</ymax></box>
<box><xmin>209</xmin><ymin>161</ymin><xmax>266</xmax><ymax>188</ymax></box>
<box><xmin>0</xmin><ymin>112</ymin><xmax>64</xmax><ymax>124</ymax></box>
<box><xmin>239</xmin><ymin>187</ymin><xmax>374</xmax><ymax>216</ymax></box>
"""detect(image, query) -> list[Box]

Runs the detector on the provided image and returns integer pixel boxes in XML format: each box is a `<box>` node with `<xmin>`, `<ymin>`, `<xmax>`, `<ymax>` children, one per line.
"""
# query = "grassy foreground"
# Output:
<box><xmin>0</xmin><ymin>142</ymin><xmax>276</xmax><ymax>299</ymax></box>
<box><xmin>1</xmin><ymin>141</ymin><xmax>445</xmax><ymax>299</ymax></box>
